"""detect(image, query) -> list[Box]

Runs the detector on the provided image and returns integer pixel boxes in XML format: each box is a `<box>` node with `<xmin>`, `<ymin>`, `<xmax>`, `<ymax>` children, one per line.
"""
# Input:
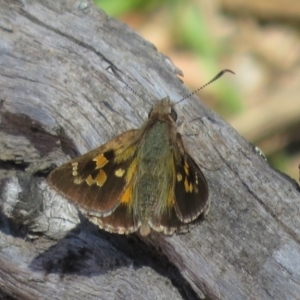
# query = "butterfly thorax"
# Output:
<box><xmin>134</xmin><ymin>120</ymin><xmax>174</xmax><ymax>236</ymax></box>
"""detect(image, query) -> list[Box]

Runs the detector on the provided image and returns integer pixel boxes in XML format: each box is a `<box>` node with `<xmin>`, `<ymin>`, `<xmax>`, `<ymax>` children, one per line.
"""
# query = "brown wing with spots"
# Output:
<box><xmin>47</xmin><ymin>129</ymin><xmax>139</xmax><ymax>218</ymax></box>
<box><xmin>150</xmin><ymin>132</ymin><xmax>209</xmax><ymax>234</ymax></box>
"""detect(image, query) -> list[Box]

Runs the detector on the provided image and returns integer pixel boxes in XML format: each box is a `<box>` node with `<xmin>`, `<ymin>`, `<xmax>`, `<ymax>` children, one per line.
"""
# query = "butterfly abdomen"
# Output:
<box><xmin>134</xmin><ymin>121</ymin><xmax>174</xmax><ymax>235</ymax></box>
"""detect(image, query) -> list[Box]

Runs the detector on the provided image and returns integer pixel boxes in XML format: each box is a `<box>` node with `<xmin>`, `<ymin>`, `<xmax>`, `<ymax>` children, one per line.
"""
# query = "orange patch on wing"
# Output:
<box><xmin>115</xmin><ymin>168</ymin><xmax>125</xmax><ymax>177</ymax></box>
<box><xmin>72</xmin><ymin>162</ymin><xmax>78</xmax><ymax>176</ymax></box>
<box><xmin>93</xmin><ymin>154</ymin><xmax>108</xmax><ymax>169</ymax></box>
<box><xmin>184</xmin><ymin>177</ymin><xmax>193</xmax><ymax>193</ymax></box>
<box><xmin>184</xmin><ymin>177</ymin><xmax>189</xmax><ymax>192</ymax></box>
<box><xmin>177</xmin><ymin>172</ymin><xmax>182</xmax><ymax>182</ymax></box>
<box><xmin>86</xmin><ymin>175</ymin><xmax>94</xmax><ymax>186</ymax></box>
<box><xmin>168</xmin><ymin>158</ymin><xmax>176</xmax><ymax>207</ymax></box>
<box><xmin>184</xmin><ymin>161</ymin><xmax>189</xmax><ymax>175</ymax></box>
<box><xmin>74</xmin><ymin>177</ymin><xmax>84</xmax><ymax>185</ymax></box>
<box><xmin>167</xmin><ymin>187</ymin><xmax>174</xmax><ymax>207</ymax></box>
<box><xmin>120</xmin><ymin>185</ymin><xmax>132</xmax><ymax>204</ymax></box>
<box><xmin>96</xmin><ymin>169</ymin><xmax>107</xmax><ymax>187</ymax></box>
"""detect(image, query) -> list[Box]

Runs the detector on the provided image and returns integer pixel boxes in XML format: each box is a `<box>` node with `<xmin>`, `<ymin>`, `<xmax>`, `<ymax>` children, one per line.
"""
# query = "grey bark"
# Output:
<box><xmin>0</xmin><ymin>0</ymin><xmax>299</xmax><ymax>299</ymax></box>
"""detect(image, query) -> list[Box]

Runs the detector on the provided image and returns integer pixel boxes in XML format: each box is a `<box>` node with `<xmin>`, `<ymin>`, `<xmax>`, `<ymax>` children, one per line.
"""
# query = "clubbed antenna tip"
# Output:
<box><xmin>174</xmin><ymin>69</ymin><xmax>235</xmax><ymax>106</ymax></box>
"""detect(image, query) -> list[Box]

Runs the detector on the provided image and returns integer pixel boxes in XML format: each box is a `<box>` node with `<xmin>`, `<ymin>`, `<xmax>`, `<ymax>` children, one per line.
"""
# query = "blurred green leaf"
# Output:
<box><xmin>94</xmin><ymin>0</ymin><xmax>171</xmax><ymax>17</ymax></box>
<box><xmin>174</xmin><ymin>4</ymin><xmax>217</xmax><ymax>57</ymax></box>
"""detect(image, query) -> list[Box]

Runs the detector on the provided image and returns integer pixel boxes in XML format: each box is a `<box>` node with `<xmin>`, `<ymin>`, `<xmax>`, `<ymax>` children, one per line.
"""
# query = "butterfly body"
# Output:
<box><xmin>134</xmin><ymin>120</ymin><xmax>176</xmax><ymax>236</ymax></box>
<box><xmin>48</xmin><ymin>98</ymin><xmax>209</xmax><ymax>236</ymax></box>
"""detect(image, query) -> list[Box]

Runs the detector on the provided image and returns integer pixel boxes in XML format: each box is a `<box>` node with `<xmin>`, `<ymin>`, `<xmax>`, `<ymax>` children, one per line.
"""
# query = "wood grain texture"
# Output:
<box><xmin>0</xmin><ymin>0</ymin><xmax>299</xmax><ymax>299</ymax></box>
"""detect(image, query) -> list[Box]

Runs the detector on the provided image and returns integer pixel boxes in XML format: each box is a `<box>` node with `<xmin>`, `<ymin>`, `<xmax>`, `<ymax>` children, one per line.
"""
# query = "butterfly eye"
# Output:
<box><xmin>170</xmin><ymin>108</ymin><xmax>177</xmax><ymax>121</ymax></box>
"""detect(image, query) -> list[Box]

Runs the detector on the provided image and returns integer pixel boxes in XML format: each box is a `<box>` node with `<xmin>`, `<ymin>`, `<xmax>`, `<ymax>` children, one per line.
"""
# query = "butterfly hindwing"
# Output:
<box><xmin>88</xmin><ymin>202</ymin><xmax>139</xmax><ymax>234</ymax></box>
<box><xmin>150</xmin><ymin>203</ymin><xmax>189</xmax><ymax>235</ymax></box>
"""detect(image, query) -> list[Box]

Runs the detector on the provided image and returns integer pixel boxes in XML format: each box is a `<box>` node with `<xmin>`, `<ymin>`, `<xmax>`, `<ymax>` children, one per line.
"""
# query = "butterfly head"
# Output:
<box><xmin>148</xmin><ymin>97</ymin><xmax>177</xmax><ymax>123</ymax></box>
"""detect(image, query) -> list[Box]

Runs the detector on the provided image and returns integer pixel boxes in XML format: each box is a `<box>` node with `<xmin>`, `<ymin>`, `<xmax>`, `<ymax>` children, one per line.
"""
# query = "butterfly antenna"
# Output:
<box><xmin>174</xmin><ymin>69</ymin><xmax>235</xmax><ymax>106</ymax></box>
<box><xmin>106</xmin><ymin>65</ymin><xmax>145</xmax><ymax>101</ymax></box>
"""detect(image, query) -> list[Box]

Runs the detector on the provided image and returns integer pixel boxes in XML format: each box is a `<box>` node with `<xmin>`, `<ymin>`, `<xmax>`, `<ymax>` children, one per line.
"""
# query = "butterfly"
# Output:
<box><xmin>47</xmin><ymin>97</ymin><xmax>210</xmax><ymax>236</ymax></box>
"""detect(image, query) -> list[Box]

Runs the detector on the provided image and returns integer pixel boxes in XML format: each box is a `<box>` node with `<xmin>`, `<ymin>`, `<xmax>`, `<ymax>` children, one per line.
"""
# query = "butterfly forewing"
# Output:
<box><xmin>174</xmin><ymin>155</ymin><xmax>209</xmax><ymax>222</ymax></box>
<box><xmin>173</xmin><ymin>134</ymin><xmax>209</xmax><ymax>223</ymax></box>
<box><xmin>47</xmin><ymin>130</ymin><xmax>139</xmax><ymax>216</ymax></box>
<box><xmin>149</xmin><ymin>131</ymin><xmax>209</xmax><ymax>234</ymax></box>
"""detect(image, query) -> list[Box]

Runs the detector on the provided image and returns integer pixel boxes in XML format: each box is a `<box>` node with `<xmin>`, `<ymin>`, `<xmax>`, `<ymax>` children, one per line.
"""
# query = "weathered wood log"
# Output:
<box><xmin>0</xmin><ymin>1</ymin><xmax>299</xmax><ymax>299</ymax></box>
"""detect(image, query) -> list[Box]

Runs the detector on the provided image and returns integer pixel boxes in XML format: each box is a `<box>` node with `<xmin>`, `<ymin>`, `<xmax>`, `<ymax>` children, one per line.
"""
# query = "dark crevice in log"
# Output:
<box><xmin>0</xmin><ymin>160</ymin><xmax>30</xmax><ymax>171</ymax></box>
<box><xmin>0</xmin><ymin>291</ymin><xmax>17</xmax><ymax>300</ymax></box>
<box><xmin>0</xmin><ymin>210</ymin><xmax>28</xmax><ymax>239</ymax></box>
<box><xmin>54</xmin><ymin>127</ymin><xmax>80</xmax><ymax>159</ymax></box>
<box><xmin>0</xmin><ymin>111</ymin><xmax>78</xmax><ymax>159</ymax></box>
